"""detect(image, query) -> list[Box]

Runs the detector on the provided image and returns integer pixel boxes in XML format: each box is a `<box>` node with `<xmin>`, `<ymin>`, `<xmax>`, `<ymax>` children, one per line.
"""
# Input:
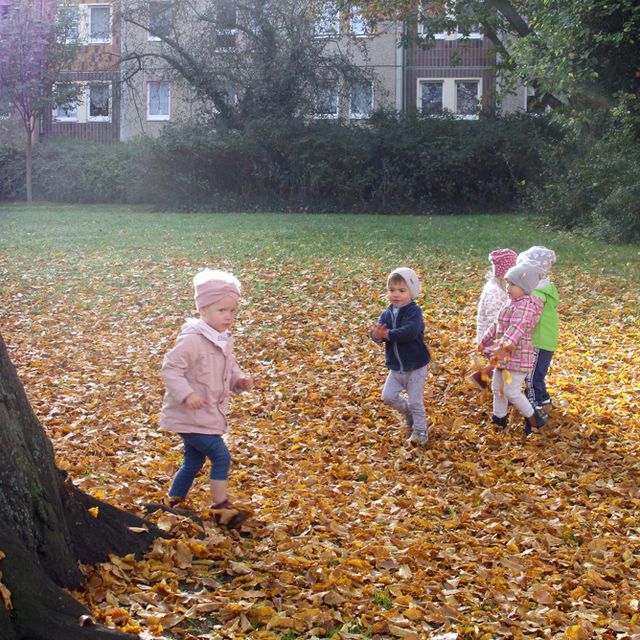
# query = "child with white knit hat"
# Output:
<box><xmin>369</xmin><ymin>268</ymin><xmax>431</xmax><ymax>445</ymax></box>
<box><xmin>517</xmin><ymin>246</ymin><xmax>559</xmax><ymax>420</ymax></box>
<box><xmin>159</xmin><ymin>269</ymin><xmax>254</xmax><ymax>528</ymax></box>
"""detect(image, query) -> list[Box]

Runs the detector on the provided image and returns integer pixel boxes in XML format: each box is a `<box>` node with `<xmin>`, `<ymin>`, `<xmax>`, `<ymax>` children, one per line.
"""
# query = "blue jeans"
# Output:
<box><xmin>526</xmin><ymin>348</ymin><xmax>554</xmax><ymax>408</ymax></box>
<box><xmin>169</xmin><ymin>433</ymin><xmax>231</xmax><ymax>499</ymax></box>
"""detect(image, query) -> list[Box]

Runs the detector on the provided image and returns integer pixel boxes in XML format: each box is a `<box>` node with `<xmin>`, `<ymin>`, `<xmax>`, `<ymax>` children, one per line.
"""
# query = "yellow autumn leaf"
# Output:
<box><xmin>88</xmin><ymin>507</ymin><xmax>99</xmax><ymax>518</ymax></box>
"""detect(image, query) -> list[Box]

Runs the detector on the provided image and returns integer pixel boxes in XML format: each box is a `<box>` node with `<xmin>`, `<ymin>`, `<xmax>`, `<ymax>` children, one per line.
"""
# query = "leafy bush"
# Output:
<box><xmin>31</xmin><ymin>138</ymin><xmax>144</xmax><ymax>204</ymax></box>
<box><xmin>0</xmin><ymin>144</ymin><xmax>25</xmax><ymax>201</ymax></box>
<box><xmin>532</xmin><ymin>95</ymin><xmax>640</xmax><ymax>243</ymax></box>
<box><xmin>590</xmin><ymin>184</ymin><xmax>640</xmax><ymax>243</ymax></box>
<box><xmin>140</xmin><ymin>112</ymin><xmax>556</xmax><ymax>213</ymax></box>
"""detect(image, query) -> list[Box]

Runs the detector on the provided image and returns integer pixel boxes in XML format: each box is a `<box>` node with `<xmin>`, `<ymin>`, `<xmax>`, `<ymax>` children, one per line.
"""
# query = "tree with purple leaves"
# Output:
<box><xmin>0</xmin><ymin>0</ymin><xmax>80</xmax><ymax>202</ymax></box>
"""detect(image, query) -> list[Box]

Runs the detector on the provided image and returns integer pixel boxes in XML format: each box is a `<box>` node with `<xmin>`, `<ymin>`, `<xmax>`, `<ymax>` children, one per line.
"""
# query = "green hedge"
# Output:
<box><xmin>531</xmin><ymin>96</ymin><xmax>640</xmax><ymax>243</ymax></box>
<box><xmin>137</xmin><ymin>112</ymin><xmax>557</xmax><ymax>213</ymax></box>
<box><xmin>0</xmin><ymin>145</ymin><xmax>25</xmax><ymax>201</ymax></box>
<box><xmin>1</xmin><ymin>113</ymin><xmax>557</xmax><ymax>215</ymax></box>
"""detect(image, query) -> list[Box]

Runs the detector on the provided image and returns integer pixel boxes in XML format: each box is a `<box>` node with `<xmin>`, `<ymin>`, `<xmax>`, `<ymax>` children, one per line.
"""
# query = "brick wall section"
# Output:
<box><xmin>404</xmin><ymin>37</ymin><xmax>497</xmax><ymax>113</ymax></box>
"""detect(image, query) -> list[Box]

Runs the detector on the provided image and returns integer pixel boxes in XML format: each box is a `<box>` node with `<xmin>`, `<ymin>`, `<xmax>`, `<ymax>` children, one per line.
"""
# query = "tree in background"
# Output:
<box><xmin>119</xmin><ymin>0</ymin><xmax>374</xmax><ymax>130</ymax></box>
<box><xmin>361</xmin><ymin>0</ymin><xmax>640</xmax><ymax>240</ymax></box>
<box><xmin>0</xmin><ymin>0</ymin><xmax>81</xmax><ymax>202</ymax></box>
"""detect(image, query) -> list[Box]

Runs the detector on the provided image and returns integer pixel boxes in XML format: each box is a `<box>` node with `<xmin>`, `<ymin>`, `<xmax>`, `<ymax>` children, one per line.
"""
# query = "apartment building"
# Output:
<box><xmin>22</xmin><ymin>0</ymin><xmax>525</xmax><ymax>144</ymax></box>
<box><xmin>40</xmin><ymin>1</ymin><xmax>123</xmax><ymax>142</ymax></box>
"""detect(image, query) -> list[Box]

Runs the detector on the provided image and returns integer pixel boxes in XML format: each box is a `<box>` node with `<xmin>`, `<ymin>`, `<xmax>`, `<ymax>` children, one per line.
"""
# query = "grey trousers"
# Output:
<box><xmin>381</xmin><ymin>366</ymin><xmax>428</xmax><ymax>435</ymax></box>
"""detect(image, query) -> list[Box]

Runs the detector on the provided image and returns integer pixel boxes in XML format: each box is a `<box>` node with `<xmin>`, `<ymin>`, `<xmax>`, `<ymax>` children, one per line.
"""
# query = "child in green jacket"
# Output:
<box><xmin>517</xmin><ymin>247</ymin><xmax>559</xmax><ymax>423</ymax></box>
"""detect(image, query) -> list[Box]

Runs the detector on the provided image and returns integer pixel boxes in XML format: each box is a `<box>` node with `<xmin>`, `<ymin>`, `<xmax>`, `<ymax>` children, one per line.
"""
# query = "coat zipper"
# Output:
<box><xmin>391</xmin><ymin>308</ymin><xmax>405</xmax><ymax>372</ymax></box>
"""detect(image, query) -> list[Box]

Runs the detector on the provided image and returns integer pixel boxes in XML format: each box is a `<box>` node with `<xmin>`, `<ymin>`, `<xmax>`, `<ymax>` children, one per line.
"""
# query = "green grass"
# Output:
<box><xmin>0</xmin><ymin>203</ymin><xmax>638</xmax><ymax>281</ymax></box>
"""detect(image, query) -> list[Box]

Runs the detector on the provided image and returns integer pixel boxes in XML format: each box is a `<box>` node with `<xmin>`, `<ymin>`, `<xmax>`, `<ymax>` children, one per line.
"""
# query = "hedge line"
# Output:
<box><xmin>0</xmin><ymin>113</ymin><xmax>557</xmax><ymax>214</ymax></box>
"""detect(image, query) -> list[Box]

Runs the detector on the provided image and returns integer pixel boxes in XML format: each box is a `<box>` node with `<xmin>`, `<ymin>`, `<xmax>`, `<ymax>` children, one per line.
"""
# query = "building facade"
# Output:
<box><xmin>19</xmin><ymin>0</ymin><xmax>527</xmax><ymax>144</ymax></box>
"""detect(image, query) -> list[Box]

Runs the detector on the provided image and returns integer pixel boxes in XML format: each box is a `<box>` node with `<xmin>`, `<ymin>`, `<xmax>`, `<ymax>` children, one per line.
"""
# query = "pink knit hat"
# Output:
<box><xmin>193</xmin><ymin>269</ymin><xmax>241</xmax><ymax>311</ymax></box>
<box><xmin>489</xmin><ymin>248</ymin><xmax>517</xmax><ymax>277</ymax></box>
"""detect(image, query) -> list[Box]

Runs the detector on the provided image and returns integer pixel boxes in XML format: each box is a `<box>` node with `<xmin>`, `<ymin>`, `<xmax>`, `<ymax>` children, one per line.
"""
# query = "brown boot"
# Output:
<box><xmin>212</xmin><ymin>500</ymin><xmax>250</xmax><ymax>529</ymax></box>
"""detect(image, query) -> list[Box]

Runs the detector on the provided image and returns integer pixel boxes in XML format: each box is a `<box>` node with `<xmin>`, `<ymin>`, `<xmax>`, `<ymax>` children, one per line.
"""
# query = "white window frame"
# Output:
<box><xmin>349</xmin><ymin>80</ymin><xmax>374</xmax><ymax>119</ymax></box>
<box><xmin>146</xmin><ymin>81</ymin><xmax>171</xmax><ymax>121</ymax></box>
<box><xmin>349</xmin><ymin>6</ymin><xmax>371</xmax><ymax>37</ymax></box>
<box><xmin>315</xmin><ymin>2</ymin><xmax>339</xmax><ymax>37</ymax></box>
<box><xmin>314</xmin><ymin>84</ymin><xmax>339</xmax><ymax>119</ymax></box>
<box><xmin>454</xmin><ymin>79</ymin><xmax>481</xmax><ymax>118</ymax></box>
<box><xmin>88</xmin><ymin>4</ymin><xmax>111</xmax><ymax>44</ymax></box>
<box><xmin>417</xmin><ymin>77</ymin><xmax>481</xmax><ymax>119</ymax></box>
<box><xmin>418</xmin><ymin>79</ymin><xmax>444</xmax><ymax>115</ymax></box>
<box><xmin>87</xmin><ymin>83</ymin><xmax>112</xmax><ymax>122</ymax></box>
<box><xmin>53</xmin><ymin>83</ymin><xmax>79</xmax><ymax>122</ymax></box>
<box><xmin>147</xmin><ymin>1</ymin><xmax>171</xmax><ymax>41</ymax></box>
<box><xmin>56</xmin><ymin>4</ymin><xmax>80</xmax><ymax>44</ymax></box>
<box><xmin>417</xmin><ymin>5</ymin><xmax>481</xmax><ymax>40</ymax></box>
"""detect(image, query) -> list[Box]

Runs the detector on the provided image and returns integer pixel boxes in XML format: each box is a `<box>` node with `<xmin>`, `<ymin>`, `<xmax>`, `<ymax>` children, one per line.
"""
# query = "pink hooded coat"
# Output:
<box><xmin>160</xmin><ymin>320</ymin><xmax>246</xmax><ymax>435</ymax></box>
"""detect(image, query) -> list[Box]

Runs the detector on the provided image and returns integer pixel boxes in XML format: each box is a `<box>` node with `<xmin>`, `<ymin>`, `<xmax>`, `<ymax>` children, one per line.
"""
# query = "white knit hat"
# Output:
<box><xmin>517</xmin><ymin>246</ymin><xmax>556</xmax><ymax>276</ymax></box>
<box><xmin>388</xmin><ymin>267</ymin><xmax>421</xmax><ymax>299</ymax></box>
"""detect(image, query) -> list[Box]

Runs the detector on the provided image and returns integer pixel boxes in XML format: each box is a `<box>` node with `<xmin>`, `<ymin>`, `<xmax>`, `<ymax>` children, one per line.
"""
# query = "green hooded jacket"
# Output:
<box><xmin>531</xmin><ymin>281</ymin><xmax>560</xmax><ymax>351</ymax></box>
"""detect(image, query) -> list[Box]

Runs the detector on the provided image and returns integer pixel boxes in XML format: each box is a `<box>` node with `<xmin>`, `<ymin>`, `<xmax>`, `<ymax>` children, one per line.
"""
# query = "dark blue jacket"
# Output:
<box><xmin>377</xmin><ymin>301</ymin><xmax>431</xmax><ymax>372</ymax></box>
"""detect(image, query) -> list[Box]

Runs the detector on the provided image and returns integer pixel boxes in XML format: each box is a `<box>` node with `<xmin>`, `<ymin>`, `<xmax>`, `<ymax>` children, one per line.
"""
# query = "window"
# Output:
<box><xmin>417</xmin><ymin>2</ymin><xmax>481</xmax><ymax>40</ymax></box>
<box><xmin>349</xmin><ymin>7</ymin><xmax>370</xmax><ymax>36</ymax></box>
<box><xmin>456</xmin><ymin>80</ymin><xmax>479</xmax><ymax>117</ymax></box>
<box><xmin>53</xmin><ymin>84</ymin><xmax>78</xmax><ymax>121</ymax></box>
<box><xmin>147</xmin><ymin>81</ymin><xmax>170</xmax><ymax>120</ymax></box>
<box><xmin>148</xmin><ymin>2</ymin><xmax>172</xmax><ymax>40</ymax></box>
<box><xmin>419</xmin><ymin>80</ymin><xmax>443</xmax><ymax>115</ymax></box>
<box><xmin>57</xmin><ymin>5</ymin><xmax>80</xmax><ymax>43</ymax></box>
<box><xmin>315</xmin><ymin>2</ymin><xmax>339</xmax><ymax>36</ymax></box>
<box><xmin>350</xmin><ymin>81</ymin><xmax>373</xmax><ymax>119</ymax></box>
<box><xmin>87</xmin><ymin>84</ymin><xmax>111</xmax><ymax>121</ymax></box>
<box><xmin>88</xmin><ymin>5</ymin><xmax>111</xmax><ymax>43</ymax></box>
<box><xmin>315</xmin><ymin>84</ymin><xmax>339</xmax><ymax>119</ymax></box>
<box><xmin>418</xmin><ymin>78</ymin><xmax>481</xmax><ymax>118</ymax></box>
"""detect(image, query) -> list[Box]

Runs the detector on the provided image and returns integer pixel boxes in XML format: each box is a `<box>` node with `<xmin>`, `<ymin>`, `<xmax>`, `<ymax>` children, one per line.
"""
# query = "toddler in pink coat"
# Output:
<box><xmin>160</xmin><ymin>269</ymin><xmax>253</xmax><ymax>527</ymax></box>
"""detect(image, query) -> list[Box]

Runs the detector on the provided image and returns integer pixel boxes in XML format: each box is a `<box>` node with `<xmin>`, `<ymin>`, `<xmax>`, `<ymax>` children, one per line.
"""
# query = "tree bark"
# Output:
<box><xmin>0</xmin><ymin>332</ymin><xmax>165</xmax><ymax>640</ymax></box>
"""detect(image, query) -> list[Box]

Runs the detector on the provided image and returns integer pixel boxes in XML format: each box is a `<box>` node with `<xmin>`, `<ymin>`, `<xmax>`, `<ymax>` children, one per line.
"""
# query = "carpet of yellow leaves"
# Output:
<box><xmin>1</xmin><ymin>250</ymin><xmax>639</xmax><ymax>640</ymax></box>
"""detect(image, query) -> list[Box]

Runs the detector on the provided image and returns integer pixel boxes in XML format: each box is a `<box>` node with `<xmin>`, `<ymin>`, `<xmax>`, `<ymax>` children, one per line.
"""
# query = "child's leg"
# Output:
<box><xmin>382</xmin><ymin>370</ymin><xmax>410</xmax><ymax>417</ymax></box>
<box><xmin>532</xmin><ymin>349</ymin><xmax>553</xmax><ymax>406</ymax></box>
<box><xmin>405</xmin><ymin>366</ymin><xmax>428</xmax><ymax>436</ymax></box>
<box><xmin>491</xmin><ymin>369</ymin><xmax>509</xmax><ymax>418</ymax></box>
<box><xmin>502</xmin><ymin>371</ymin><xmax>535</xmax><ymax>418</ymax></box>
<box><xmin>168</xmin><ymin>436</ymin><xmax>207</xmax><ymax>501</ymax></box>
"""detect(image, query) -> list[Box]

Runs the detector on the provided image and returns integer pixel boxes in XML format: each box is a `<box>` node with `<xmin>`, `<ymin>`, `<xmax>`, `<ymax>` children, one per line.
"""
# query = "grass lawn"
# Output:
<box><xmin>1</xmin><ymin>203</ymin><xmax>639</xmax><ymax>639</ymax></box>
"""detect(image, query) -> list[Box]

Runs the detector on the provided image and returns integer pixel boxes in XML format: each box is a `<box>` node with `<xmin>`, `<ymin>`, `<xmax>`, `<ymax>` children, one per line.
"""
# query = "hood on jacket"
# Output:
<box><xmin>533</xmin><ymin>281</ymin><xmax>559</xmax><ymax>308</ymax></box>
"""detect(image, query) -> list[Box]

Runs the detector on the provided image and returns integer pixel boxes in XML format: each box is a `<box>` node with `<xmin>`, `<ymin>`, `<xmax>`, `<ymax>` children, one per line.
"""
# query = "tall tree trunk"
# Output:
<box><xmin>0</xmin><ymin>332</ymin><xmax>164</xmax><ymax>640</ymax></box>
<box><xmin>24</xmin><ymin>119</ymin><xmax>33</xmax><ymax>203</ymax></box>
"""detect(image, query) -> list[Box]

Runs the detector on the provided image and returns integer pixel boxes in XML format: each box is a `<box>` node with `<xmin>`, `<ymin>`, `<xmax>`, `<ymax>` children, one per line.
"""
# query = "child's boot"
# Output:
<box><xmin>533</xmin><ymin>406</ymin><xmax>548</xmax><ymax>428</ymax></box>
<box><xmin>212</xmin><ymin>499</ymin><xmax>250</xmax><ymax>529</ymax></box>
<box><xmin>491</xmin><ymin>415</ymin><xmax>508</xmax><ymax>429</ymax></box>
<box><xmin>524</xmin><ymin>415</ymin><xmax>536</xmax><ymax>436</ymax></box>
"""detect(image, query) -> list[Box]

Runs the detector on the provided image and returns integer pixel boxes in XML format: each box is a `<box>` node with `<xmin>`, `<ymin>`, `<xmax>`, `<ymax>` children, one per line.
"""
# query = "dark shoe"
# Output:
<box><xmin>492</xmin><ymin>415</ymin><xmax>508</xmax><ymax>429</ymax></box>
<box><xmin>524</xmin><ymin>415</ymin><xmax>536</xmax><ymax>436</ymax></box>
<box><xmin>212</xmin><ymin>500</ymin><xmax>250</xmax><ymax>529</ymax></box>
<box><xmin>533</xmin><ymin>407</ymin><xmax>548</xmax><ymax>428</ymax></box>
<box><xmin>167</xmin><ymin>495</ymin><xmax>184</xmax><ymax>508</ymax></box>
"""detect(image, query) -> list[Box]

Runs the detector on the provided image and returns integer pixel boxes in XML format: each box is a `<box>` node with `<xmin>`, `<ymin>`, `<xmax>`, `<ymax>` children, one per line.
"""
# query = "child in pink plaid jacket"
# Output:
<box><xmin>479</xmin><ymin>263</ymin><xmax>543</xmax><ymax>436</ymax></box>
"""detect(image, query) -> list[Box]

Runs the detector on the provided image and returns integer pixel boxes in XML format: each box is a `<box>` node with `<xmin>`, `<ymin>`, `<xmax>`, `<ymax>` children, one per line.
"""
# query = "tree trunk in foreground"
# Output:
<box><xmin>0</xmin><ymin>332</ymin><xmax>163</xmax><ymax>640</ymax></box>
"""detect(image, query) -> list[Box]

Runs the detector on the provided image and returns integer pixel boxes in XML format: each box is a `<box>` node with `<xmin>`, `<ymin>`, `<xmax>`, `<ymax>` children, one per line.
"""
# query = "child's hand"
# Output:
<box><xmin>370</xmin><ymin>323</ymin><xmax>389</xmax><ymax>341</ymax></box>
<box><xmin>236</xmin><ymin>377</ymin><xmax>254</xmax><ymax>391</ymax></box>
<box><xmin>185</xmin><ymin>392</ymin><xmax>206</xmax><ymax>410</ymax></box>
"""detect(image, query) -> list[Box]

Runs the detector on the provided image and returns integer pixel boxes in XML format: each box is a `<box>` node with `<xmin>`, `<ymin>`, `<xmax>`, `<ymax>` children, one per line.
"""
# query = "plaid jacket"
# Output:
<box><xmin>480</xmin><ymin>295</ymin><xmax>543</xmax><ymax>372</ymax></box>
